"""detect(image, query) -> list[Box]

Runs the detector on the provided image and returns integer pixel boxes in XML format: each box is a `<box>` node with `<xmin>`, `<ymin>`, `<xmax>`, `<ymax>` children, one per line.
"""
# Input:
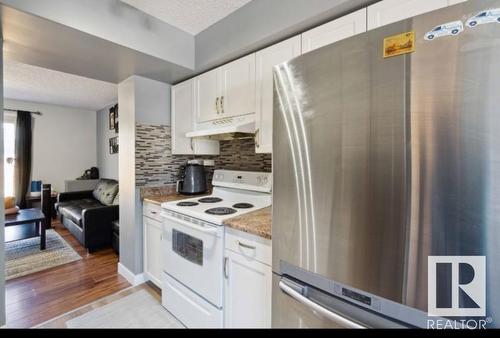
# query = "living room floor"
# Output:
<box><xmin>5</xmin><ymin>220</ymin><xmax>130</xmax><ymax>328</ymax></box>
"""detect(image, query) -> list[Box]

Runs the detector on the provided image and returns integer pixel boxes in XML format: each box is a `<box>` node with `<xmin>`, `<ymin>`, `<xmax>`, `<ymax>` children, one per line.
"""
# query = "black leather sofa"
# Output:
<box><xmin>56</xmin><ymin>179</ymin><xmax>119</xmax><ymax>252</ymax></box>
<box><xmin>111</xmin><ymin>220</ymin><xmax>119</xmax><ymax>254</ymax></box>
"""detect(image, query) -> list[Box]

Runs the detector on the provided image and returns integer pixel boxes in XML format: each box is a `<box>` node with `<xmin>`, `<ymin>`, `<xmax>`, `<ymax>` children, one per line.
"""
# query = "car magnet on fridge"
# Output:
<box><xmin>425</xmin><ymin>20</ymin><xmax>464</xmax><ymax>41</ymax></box>
<box><xmin>466</xmin><ymin>9</ymin><xmax>500</xmax><ymax>28</ymax></box>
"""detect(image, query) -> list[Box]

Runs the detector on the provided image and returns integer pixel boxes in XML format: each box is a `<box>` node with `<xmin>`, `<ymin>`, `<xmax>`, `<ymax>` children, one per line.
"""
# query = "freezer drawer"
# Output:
<box><xmin>272</xmin><ymin>272</ymin><xmax>415</xmax><ymax>328</ymax></box>
<box><xmin>162</xmin><ymin>273</ymin><xmax>223</xmax><ymax>328</ymax></box>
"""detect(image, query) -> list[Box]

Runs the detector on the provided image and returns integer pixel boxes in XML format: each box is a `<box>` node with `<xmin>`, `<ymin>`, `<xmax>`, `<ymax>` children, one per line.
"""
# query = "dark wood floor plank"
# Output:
<box><xmin>5</xmin><ymin>221</ymin><xmax>130</xmax><ymax>328</ymax></box>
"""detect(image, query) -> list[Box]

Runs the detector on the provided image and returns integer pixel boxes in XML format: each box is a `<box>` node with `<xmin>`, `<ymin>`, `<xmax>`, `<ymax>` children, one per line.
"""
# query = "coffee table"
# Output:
<box><xmin>5</xmin><ymin>209</ymin><xmax>47</xmax><ymax>250</ymax></box>
<box><xmin>26</xmin><ymin>191</ymin><xmax>58</xmax><ymax>220</ymax></box>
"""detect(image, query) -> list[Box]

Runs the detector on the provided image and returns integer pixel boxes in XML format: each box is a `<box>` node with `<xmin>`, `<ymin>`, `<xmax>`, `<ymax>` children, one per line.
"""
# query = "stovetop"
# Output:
<box><xmin>161</xmin><ymin>187</ymin><xmax>271</xmax><ymax>225</ymax></box>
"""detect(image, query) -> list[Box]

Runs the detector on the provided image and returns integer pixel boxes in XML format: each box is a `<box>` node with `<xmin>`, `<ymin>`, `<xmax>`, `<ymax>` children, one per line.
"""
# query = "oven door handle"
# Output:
<box><xmin>279</xmin><ymin>279</ymin><xmax>365</xmax><ymax>329</ymax></box>
<box><xmin>162</xmin><ymin>213</ymin><xmax>218</xmax><ymax>235</ymax></box>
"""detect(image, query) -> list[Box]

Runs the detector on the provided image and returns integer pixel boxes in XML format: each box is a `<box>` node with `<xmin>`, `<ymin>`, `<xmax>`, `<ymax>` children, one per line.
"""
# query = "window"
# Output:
<box><xmin>4</xmin><ymin>113</ymin><xmax>16</xmax><ymax>197</ymax></box>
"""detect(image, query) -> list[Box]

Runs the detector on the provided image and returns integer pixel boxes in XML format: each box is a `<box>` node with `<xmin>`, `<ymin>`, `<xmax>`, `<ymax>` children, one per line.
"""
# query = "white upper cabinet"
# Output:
<box><xmin>195</xmin><ymin>68</ymin><xmax>221</xmax><ymax>123</ymax></box>
<box><xmin>172</xmin><ymin>79</ymin><xmax>219</xmax><ymax>155</ymax></box>
<box><xmin>255</xmin><ymin>36</ymin><xmax>301</xmax><ymax>154</ymax></box>
<box><xmin>367</xmin><ymin>0</ymin><xmax>452</xmax><ymax>30</ymax></box>
<box><xmin>302</xmin><ymin>9</ymin><xmax>367</xmax><ymax>54</ymax></box>
<box><xmin>195</xmin><ymin>54</ymin><xmax>256</xmax><ymax>123</ymax></box>
<box><xmin>220</xmin><ymin>54</ymin><xmax>256</xmax><ymax>119</ymax></box>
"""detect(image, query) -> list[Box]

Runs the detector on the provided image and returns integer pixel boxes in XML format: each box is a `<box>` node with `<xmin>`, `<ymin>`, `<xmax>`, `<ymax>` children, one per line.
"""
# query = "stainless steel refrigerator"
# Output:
<box><xmin>272</xmin><ymin>0</ymin><xmax>500</xmax><ymax>328</ymax></box>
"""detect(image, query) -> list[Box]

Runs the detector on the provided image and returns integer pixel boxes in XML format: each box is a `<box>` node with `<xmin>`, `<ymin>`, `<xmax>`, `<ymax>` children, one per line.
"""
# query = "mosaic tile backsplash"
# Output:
<box><xmin>135</xmin><ymin>123</ymin><xmax>272</xmax><ymax>187</ymax></box>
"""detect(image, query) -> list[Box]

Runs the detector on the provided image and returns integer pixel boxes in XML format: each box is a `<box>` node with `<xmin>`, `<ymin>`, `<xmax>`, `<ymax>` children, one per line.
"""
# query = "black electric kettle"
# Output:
<box><xmin>177</xmin><ymin>163</ymin><xmax>207</xmax><ymax>195</ymax></box>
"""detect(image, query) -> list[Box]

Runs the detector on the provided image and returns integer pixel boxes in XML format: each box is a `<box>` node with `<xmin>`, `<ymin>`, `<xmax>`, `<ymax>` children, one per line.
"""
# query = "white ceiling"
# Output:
<box><xmin>120</xmin><ymin>0</ymin><xmax>252</xmax><ymax>35</ymax></box>
<box><xmin>3</xmin><ymin>61</ymin><xmax>118</xmax><ymax>111</ymax></box>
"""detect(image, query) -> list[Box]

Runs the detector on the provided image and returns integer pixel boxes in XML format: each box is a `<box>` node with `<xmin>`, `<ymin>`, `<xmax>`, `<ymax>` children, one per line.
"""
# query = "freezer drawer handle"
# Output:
<box><xmin>279</xmin><ymin>280</ymin><xmax>365</xmax><ymax>329</ymax></box>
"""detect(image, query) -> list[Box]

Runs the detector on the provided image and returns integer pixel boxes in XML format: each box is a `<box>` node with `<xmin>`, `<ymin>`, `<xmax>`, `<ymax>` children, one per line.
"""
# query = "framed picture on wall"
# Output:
<box><xmin>109</xmin><ymin>106</ymin><xmax>116</xmax><ymax>130</ymax></box>
<box><xmin>114</xmin><ymin>104</ymin><xmax>119</xmax><ymax>134</ymax></box>
<box><xmin>109</xmin><ymin>137</ymin><xmax>119</xmax><ymax>154</ymax></box>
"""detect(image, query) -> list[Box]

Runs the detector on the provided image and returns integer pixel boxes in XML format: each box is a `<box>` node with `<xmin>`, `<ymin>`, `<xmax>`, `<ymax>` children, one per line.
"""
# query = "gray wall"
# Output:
<box><xmin>0</xmin><ymin>0</ymin><xmax>195</xmax><ymax>69</ymax></box>
<box><xmin>118</xmin><ymin>77</ymin><xmax>138</xmax><ymax>275</ymax></box>
<box><xmin>1</xmin><ymin>36</ymin><xmax>6</xmax><ymax>327</ymax></box>
<box><xmin>195</xmin><ymin>0</ymin><xmax>377</xmax><ymax>71</ymax></box>
<box><xmin>97</xmin><ymin>103</ymin><xmax>119</xmax><ymax>180</ymax></box>
<box><xmin>6</xmin><ymin>99</ymin><xmax>98</xmax><ymax>192</ymax></box>
<box><xmin>118</xmin><ymin>76</ymin><xmax>170</xmax><ymax>276</ymax></box>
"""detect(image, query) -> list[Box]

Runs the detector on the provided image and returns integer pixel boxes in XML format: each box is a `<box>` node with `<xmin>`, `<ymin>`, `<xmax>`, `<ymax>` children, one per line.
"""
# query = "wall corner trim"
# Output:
<box><xmin>118</xmin><ymin>263</ymin><xmax>147</xmax><ymax>286</ymax></box>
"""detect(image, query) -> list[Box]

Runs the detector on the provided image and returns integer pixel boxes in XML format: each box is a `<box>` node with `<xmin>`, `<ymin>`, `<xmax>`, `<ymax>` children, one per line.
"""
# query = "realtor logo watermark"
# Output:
<box><xmin>428</xmin><ymin>256</ymin><xmax>490</xmax><ymax>329</ymax></box>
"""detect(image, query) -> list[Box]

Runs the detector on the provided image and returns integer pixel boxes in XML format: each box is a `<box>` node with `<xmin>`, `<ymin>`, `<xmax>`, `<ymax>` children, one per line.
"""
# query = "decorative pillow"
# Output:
<box><xmin>112</xmin><ymin>191</ymin><xmax>119</xmax><ymax>206</ymax></box>
<box><xmin>93</xmin><ymin>179</ymin><xmax>119</xmax><ymax>206</ymax></box>
<box><xmin>5</xmin><ymin>196</ymin><xmax>16</xmax><ymax>210</ymax></box>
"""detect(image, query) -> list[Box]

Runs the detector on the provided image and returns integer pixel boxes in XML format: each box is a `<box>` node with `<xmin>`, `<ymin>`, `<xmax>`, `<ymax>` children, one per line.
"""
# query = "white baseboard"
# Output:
<box><xmin>118</xmin><ymin>263</ymin><xmax>147</xmax><ymax>286</ymax></box>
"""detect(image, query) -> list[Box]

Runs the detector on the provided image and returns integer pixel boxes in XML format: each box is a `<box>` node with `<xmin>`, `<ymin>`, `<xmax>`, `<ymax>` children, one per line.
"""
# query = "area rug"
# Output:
<box><xmin>66</xmin><ymin>289</ymin><xmax>184</xmax><ymax>328</ymax></box>
<box><xmin>5</xmin><ymin>229</ymin><xmax>82</xmax><ymax>280</ymax></box>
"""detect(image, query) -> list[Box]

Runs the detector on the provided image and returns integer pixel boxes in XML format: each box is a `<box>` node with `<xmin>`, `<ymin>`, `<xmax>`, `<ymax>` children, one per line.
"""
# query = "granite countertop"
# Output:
<box><xmin>223</xmin><ymin>207</ymin><xmax>272</xmax><ymax>240</ymax></box>
<box><xmin>142</xmin><ymin>185</ymin><xmax>272</xmax><ymax>240</ymax></box>
<box><xmin>143</xmin><ymin>193</ymin><xmax>194</xmax><ymax>205</ymax></box>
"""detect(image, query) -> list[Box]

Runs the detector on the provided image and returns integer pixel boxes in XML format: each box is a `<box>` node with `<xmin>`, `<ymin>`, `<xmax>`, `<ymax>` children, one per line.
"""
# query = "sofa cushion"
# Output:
<box><xmin>59</xmin><ymin>198</ymin><xmax>103</xmax><ymax>227</ymax></box>
<box><xmin>93</xmin><ymin>179</ymin><xmax>119</xmax><ymax>206</ymax></box>
<box><xmin>112</xmin><ymin>191</ymin><xmax>119</xmax><ymax>206</ymax></box>
<box><xmin>112</xmin><ymin>220</ymin><xmax>119</xmax><ymax>235</ymax></box>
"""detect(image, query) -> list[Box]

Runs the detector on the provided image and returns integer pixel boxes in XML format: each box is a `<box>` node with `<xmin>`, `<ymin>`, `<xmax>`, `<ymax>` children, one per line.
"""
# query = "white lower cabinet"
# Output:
<box><xmin>143</xmin><ymin>205</ymin><xmax>163</xmax><ymax>288</ymax></box>
<box><xmin>224</xmin><ymin>228</ymin><xmax>272</xmax><ymax>328</ymax></box>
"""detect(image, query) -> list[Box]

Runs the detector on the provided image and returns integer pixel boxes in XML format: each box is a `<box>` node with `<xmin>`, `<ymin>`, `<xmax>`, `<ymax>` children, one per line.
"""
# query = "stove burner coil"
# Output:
<box><xmin>205</xmin><ymin>207</ymin><xmax>237</xmax><ymax>215</ymax></box>
<box><xmin>198</xmin><ymin>197</ymin><xmax>223</xmax><ymax>203</ymax></box>
<box><xmin>233</xmin><ymin>203</ymin><xmax>254</xmax><ymax>209</ymax></box>
<box><xmin>177</xmin><ymin>201</ymin><xmax>199</xmax><ymax>207</ymax></box>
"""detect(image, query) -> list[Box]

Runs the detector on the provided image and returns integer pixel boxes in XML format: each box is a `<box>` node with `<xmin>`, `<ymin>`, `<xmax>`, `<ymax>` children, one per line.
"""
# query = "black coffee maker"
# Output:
<box><xmin>177</xmin><ymin>161</ymin><xmax>207</xmax><ymax>195</ymax></box>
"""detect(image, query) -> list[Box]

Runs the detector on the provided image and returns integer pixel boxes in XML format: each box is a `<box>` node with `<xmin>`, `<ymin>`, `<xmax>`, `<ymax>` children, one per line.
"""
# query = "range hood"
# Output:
<box><xmin>186</xmin><ymin>114</ymin><xmax>256</xmax><ymax>141</ymax></box>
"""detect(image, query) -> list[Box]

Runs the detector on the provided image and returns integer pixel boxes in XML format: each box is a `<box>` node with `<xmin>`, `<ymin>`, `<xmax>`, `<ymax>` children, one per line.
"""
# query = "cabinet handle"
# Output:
<box><xmin>224</xmin><ymin>256</ymin><xmax>229</xmax><ymax>279</ymax></box>
<box><xmin>255</xmin><ymin>129</ymin><xmax>260</xmax><ymax>148</ymax></box>
<box><xmin>150</xmin><ymin>211</ymin><xmax>157</xmax><ymax>215</ymax></box>
<box><xmin>190</xmin><ymin>138</ymin><xmax>194</xmax><ymax>151</ymax></box>
<box><xmin>221</xmin><ymin>96</ymin><xmax>224</xmax><ymax>114</ymax></box>
<box><xmin>238</xmin><ymin>241</ymin><xmax>256</xmax><ymax>250</ymax></box>
<box><xmin>216</xmin><ymin>97</ymin><xmax>220</xmax><ymax>114</ymax></box>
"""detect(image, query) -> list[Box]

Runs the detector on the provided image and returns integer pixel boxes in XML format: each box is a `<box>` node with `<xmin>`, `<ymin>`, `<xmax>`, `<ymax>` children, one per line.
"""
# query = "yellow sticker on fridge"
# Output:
<box><xmin>383</xmin><ymin>32</ymin><xmax>415</xmax><ymax>58</ymax></box>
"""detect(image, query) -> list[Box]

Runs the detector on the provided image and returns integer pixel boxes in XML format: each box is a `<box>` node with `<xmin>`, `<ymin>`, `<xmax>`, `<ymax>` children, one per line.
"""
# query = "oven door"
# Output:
<box><xmin>162</xmin><ymin>212</ymin><xmax>224</xmax><ymax>308</ymax></box>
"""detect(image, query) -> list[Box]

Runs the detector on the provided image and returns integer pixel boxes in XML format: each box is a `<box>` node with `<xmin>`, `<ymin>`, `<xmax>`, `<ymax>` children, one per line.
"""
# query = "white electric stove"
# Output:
<box><xmin>160</xmin><ymin>170</ymin><xmax>272</xmax><ymax>328</ymax></box>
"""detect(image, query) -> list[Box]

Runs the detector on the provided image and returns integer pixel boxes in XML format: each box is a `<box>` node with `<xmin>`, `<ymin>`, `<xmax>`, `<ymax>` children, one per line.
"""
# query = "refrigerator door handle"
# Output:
<box><xmin>279</xmin><ymin>279</ymin><xmax>365</xmax><ymax>329</ymax></box>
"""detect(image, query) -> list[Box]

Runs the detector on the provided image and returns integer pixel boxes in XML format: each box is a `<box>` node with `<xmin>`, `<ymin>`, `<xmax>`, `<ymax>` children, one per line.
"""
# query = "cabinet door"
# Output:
<box><xmin>255</xmin><ymin>36</ymin><xmax>301</xmax><ymax>154</ymax></box>
<box><xmin>195</xmin><ymin>67</ymin><xmax>221</xmax><ymax>123</ymax></box>
<box><xmin>171</xmin><ymin>80</ymin><xmax>194</xmax><ymax>155</ymax></box>
<box><xmin>224</xmin><ymin>250</ymin><xmax>272</xmax><ymax>328</ymax></box>
<box><xmin>367</xmin><ymin>0</ymin><xmax>448</xmax><ymax>30</ymax></box>
<box><xmin>302</xmin><ymin>9</ymin><xmax>367</xmax><ymax>54</ymax></box>
<box><xmin>144</xmin><ymin>217</ymin><xmax>163</xmax><ymax>288</ymax></box>
<box><xmin>220</xmin><ymin>54</ymin><xmax>256</xmax><ymax>118</ymax></box>
<box><xmin>172</xmin><ymin>80</ymin><xmax>220</xmax><ymax>155</ymax></box>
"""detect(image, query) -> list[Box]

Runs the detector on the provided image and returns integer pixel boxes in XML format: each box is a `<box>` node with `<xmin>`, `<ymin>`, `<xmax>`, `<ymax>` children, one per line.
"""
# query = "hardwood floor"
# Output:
<box><xmin>5</xmin><ymin>221</ymin><xmax>130</xmax><ymax>328</ymax></box>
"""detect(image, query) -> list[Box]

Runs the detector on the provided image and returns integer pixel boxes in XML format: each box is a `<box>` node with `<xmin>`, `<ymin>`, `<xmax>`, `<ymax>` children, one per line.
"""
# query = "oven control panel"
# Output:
<box><xmin>212</xmin><ymin>170</ymin><xmax>272</xmax><ymax>192</ymax></box>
